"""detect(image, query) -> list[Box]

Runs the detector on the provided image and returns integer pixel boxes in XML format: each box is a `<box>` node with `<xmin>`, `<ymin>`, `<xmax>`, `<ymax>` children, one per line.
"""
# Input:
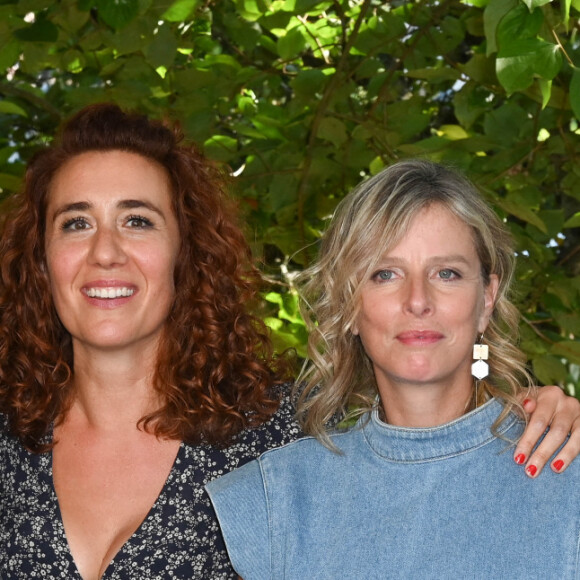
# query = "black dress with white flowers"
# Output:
<box><xmin>0</xmin><ymin>387</ymin><xmax>303</xmax><ymax>579</ymax></box>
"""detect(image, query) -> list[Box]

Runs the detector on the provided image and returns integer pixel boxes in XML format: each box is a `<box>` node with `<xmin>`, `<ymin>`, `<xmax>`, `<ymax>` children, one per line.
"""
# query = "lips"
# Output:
<box><xmin>396</xmin><ymin>330</ymin><xmax>444</xmax><ymax>345</ymax></box>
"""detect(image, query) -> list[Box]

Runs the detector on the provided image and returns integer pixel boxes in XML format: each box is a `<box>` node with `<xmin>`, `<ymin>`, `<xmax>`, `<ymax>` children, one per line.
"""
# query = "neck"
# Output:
<box><xmin>65</xmin><ymin>343</ymin><xmax>161</xmax><ymax>431</ymax></box>
<box><xmin>377</xmin><ymin>378</ymin><xmax>474</xmax><ymax>428</ymax></box>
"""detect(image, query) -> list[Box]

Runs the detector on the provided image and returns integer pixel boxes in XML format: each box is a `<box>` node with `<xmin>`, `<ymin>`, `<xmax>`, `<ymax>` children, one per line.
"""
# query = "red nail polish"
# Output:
<box><xmin>522</xmin><ymin>398</ymin><xmax>531</xmax><ymax>406</ymax></box>
<box><xmin>514</xmin><ymin>453</ymin><xmax>526</xmax><ymax>465</ymax></box>
<box><xmin>553</xmin><ymin>459</ymin><xmax>564</xmax><ymax>472</ymax></box>
<box><xmin>526</xmin><ymin>465</ymin><xmax>537</xmax><ymax>477</ymax></box>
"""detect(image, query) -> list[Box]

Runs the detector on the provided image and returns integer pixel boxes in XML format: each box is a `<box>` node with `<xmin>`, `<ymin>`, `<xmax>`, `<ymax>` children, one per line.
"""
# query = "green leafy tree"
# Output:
<box><xmin>0</xmin><ymin>0</ymin><xmax>578</xmax><ymax>393</ymax></box>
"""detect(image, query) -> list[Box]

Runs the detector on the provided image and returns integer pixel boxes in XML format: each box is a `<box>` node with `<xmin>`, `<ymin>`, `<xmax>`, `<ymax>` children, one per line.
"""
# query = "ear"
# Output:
<box><xmin>478</xmin><ymin>274</ymin><xmax>499</xmax><ymax>334</ymax></box>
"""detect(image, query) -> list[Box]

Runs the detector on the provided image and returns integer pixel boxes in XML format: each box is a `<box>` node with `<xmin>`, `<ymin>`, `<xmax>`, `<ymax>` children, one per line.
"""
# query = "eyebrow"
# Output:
<box><xmin>379</xmin><ymin>255</ymin><xmax>473</xmax><ymax>266</ymax></box>
<box><xmin>51</xmin><ymin>199</ymin><xmax>166</xmax><ymax>222</ymax></box>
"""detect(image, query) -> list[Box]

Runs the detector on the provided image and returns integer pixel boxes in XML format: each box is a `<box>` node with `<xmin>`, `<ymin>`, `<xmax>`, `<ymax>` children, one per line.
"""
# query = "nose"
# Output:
<box><xmin>403</xmin><ymin>276</ymin><xmax>432</xmax><ymax>317</ymax></box>
<box><xmin>88</xmin><ymin>226</ymin><xmax>127</xmax><ymax>268</ymax></box>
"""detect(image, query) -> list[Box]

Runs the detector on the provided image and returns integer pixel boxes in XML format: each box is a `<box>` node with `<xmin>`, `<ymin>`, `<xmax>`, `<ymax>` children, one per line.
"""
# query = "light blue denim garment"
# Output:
<box><xmin>206</xmin><ymin>398</ymin><xmax>580</xmax><ymax>579</ymax></box>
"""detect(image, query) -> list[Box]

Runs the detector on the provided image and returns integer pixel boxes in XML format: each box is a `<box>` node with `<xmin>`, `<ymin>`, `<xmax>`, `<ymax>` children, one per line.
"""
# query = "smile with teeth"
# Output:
<box><xmin>85</xmin><ymin>287</ymin><xmax>134</xmax><ymax>299</ymax></box>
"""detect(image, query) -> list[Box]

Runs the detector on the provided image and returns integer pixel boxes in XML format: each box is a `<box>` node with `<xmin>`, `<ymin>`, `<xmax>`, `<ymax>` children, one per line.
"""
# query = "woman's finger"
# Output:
<box><xmin>513</xmin><ymin>386</ymin><xmax>580</xmax><ymax>478</ymax></box>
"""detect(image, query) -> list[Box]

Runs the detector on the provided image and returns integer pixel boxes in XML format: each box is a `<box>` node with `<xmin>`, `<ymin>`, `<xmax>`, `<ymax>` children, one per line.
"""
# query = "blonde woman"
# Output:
<box><xmin>208</xmin><ymin>160</ymin><xmax>580</xmax><ymax>579</ymax></box>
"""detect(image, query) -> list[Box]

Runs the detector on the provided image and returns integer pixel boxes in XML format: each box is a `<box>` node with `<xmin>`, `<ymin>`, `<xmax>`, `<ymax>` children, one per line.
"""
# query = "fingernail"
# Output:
<box><xmin>526</xmin><ymin>465</ymin><xmax>537</xmax><ymax>477</ymax></box>
<box><xmin>514</xmin><ymin>453</ymin><xmax>526</xmax><ymax>465</ymax></box>
<box><xmin>553</xmin><ymin>459</ymin><xmax>565</xmax><ymax>472</ymax></box>
<box><xmin>522</xmin><ymin>398</ymin><xmax>531</xmax><ymax>407</ymax></box>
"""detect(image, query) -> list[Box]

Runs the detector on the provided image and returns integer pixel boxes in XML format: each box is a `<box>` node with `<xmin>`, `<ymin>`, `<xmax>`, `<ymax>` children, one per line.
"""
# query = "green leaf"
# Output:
<box><xmin>547</xmin><ymin>278</ymin><xmax>578</xmax><ymax>308</ymax></box>
<box><xmin>317</xmin><ymin>117</ymin><xmax>348</xmax><ymax>147</ymax></box>
<box><xmin>497</xmin><ymin>3</ymin><xmax>543</xmax><ymax>44</ymax></box>
<box><xmin>264</xmin><ymin>225</ymin><xmax>303</xmax><ymax>259</ymax></box>
<box><xmin>462</xmin><ymin>54</ymin><xmax>496</xmax><ymax>85</ymax></box>
<box><xmin>483</xmin><ymin>102</ymin><xmax>528</xmax><ymax>145</ymax></box>
<box><xmin>203</xmin><ymin>135</ymin><xmax>238</xmax><ymax>161</ymax></box>
<box><xmin>252</xmin><ymin>117</ymin><xmax>287</xmax><ymax>141</ymax></box>
<box><xmin>570</xmin><ymin>69</ymin><xmax>580</xmax><ymax>121</ymax></box>
<box><xmin>551</xmin><ymin>341</ymin><xmax>580</xmax><ymax>365</ymax></box>
<box><xmin>453</xmin><ymin>84</ymin><xmax>488</xmax><ymax>129</ymax></box>
<box><xmin>144</xmin><ymin>25</ymin><xmax>178</xmax><ymax>69</ymax></box>
<box><xmin>532</xmin><ymin>355</ymin><xmax>569</xmax><ymax>385</ymax></box>
<box><xmin>96</xmin><ymin>0</ymin><xmax>140</xmax><ymax>29</ymax></box>
<box><xmin>562</xmin><ymin>0</ymin><xmax>571</xmax><ymax>29</ymax></box>
<box><xmin>234</xmin><ymin>0</ymin><xmax>266</xmax><ymax>21</ymax></box>
<box><xmin>62</xmin><ymin>49</ymin><xmax>86</xmax><ymax>74</ymax></box>
<box><xmin>484</xmin><ymin>0</ymin><xmax>518</xmax><ymax>55</ymax></box>
<box><xmin>277</xmin><ymin>26</ymin><xmax>305</xmax><ymax>60</ymax></box>
<box><xmin>495</xmin><ymin>198</ymin><xmax>548</xmax><ymax>233</ymax></box>
<box><xmin>369</xmin><ymin>156</ymin><xmax>385</xmax><ymax>175</ymax></box>
<box><xmin>437</xmin><ymin>125</ymin><xmax>469</xmax><ymax>140</ymax></box>
<box><xmin>563</xmin><ymin>212</ymin><xmax>580</xmax><ymax>228</ymax></box>
<box><xmin>161</xmin><ymin>0</ymin><xmax>200</xmax><ymax>21</ymax></box>
<box><xmin>522</xmin><ymin>0</ymin><xmax>552</xmax><ymax>8</ymax></box>
<box><xmin>291</xmin><ymin>69</ymin><xmax>327</xmax><ymax>97</ymax></box>
<box><xmin>538</xmin><ymin>78</ymin><xmax>551</xmax><ymax>109</ymax></box>
<box><xmin>497</xmin><ymin>39</ymin><xmax>562</xmax><ymax>93</ymax></box>
<box><xmin>266</xmin><ymin>173</ymin><xmax>298</xmax><ymax>216</ymax></box>
<box><xmin>0</xmin><ymin>34</ymin><xmax>20</xmax><ymax>71</ymax></box>
<box><xmin>0</xmin><ymin>101</ymin><xmax>27</xmax><ymax>117</ymax></box>
<box><xmin>13</xmin><ymin>15</ymin><xmax>58</xmax><ymax>42</ymax></box>
<box><xmin>0</xmin><ymin>173</ymin><xmax>22</xmax><ymax>191</ymax></box>
<box><xmin>554</xmin><ymin>312</ymin><xmax>580</xmax><ymax>335</ymax></box>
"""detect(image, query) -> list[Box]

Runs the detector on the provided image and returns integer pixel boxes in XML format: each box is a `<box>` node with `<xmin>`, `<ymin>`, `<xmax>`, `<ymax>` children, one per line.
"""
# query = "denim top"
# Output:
<box><xmin>207</xmin><ymin>398</ymin><xmax>580</xmax><ymax>579</ymax></box>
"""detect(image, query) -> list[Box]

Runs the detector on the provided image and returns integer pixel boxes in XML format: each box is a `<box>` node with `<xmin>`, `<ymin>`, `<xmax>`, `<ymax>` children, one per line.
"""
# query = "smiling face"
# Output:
<box><xmin>44</xmin><ymin>150</ymin><xmax>181</xmax><ymax>356</ymax></box>
<box><xmin>353</xmin><ymin>203</ymin><xmax>498</xmax><ymax>405</ymax></box>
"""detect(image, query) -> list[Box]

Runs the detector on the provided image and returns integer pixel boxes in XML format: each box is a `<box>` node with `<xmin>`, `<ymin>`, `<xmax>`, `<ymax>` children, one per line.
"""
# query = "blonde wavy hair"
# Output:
<box><xmin>296</xmin><ymin>159</ymin><xmax>533</xmax><ymax>447</ymax></box>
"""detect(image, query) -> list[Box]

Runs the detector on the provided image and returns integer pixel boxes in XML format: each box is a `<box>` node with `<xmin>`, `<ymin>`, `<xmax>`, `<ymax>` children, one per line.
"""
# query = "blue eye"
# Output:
<box><xmin>439</xmin><ymin>269</ymin><xmax>459</xmax><ymax>280</ymax></box>
<box><xmin>126</xmin><ymin>215</ymin><xmax>153</xmax><ymax>228</ymax></box>
<box><xmin>62</xmin><ymin>217</ymin><xmax>90</xmax><ymax>231</ymax></box>
<box><xmin>373</xmin><ymin>270</ymin><xmax>394</xmax><ymax>281</ymax></box>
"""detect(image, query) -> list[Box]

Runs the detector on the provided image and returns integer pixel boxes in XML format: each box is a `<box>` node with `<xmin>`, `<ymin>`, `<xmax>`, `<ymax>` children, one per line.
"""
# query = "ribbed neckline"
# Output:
<box><xmin>362</xmin><ymin>398</ymin><xmax>520</xmax><ymax>463</ymax></box>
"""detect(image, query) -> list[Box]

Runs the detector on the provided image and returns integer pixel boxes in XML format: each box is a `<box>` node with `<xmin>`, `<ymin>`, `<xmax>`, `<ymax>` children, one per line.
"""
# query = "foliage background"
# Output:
<box><xmin>0</xmin><ymin>0</ymin><xmax>579</xmax><ymax>395</ymax></box>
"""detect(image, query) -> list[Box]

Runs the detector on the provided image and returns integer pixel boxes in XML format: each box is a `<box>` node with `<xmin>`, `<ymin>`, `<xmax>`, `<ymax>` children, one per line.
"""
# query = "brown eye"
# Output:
<box><xmin>126</xmin><ymin>215</ymin><xmax>153</xmax><ymax>228</ymax></box>
<box><xmin>62</xmin><ymin>217</ymin><xmax>90</xmax><ymax>231</ymax></box>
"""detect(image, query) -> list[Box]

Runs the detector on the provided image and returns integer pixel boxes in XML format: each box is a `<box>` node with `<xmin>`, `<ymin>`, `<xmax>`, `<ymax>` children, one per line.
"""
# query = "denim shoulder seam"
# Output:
<box><xmin>258</xmin><ymin>456</ymin><xmax>276</xmax><ymax>578</ymax></box>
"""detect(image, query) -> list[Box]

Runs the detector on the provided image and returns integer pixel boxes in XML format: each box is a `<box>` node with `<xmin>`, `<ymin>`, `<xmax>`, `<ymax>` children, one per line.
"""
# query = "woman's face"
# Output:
<box><xmin>353</xmin><ymin>203</ymin><xmax>498</xmax><ymax>403</ymax></box>
<box><xmin>44</xmin><ymin>150</ymin><xmax>181</xmax><ymax>356</ymax></box>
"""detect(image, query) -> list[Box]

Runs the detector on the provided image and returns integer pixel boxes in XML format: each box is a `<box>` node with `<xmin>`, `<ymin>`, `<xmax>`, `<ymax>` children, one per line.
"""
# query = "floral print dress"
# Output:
<box><xmin>0</xmin><ymin>387</ymin><xmax>302</xmax><ymax>579</ymax></box>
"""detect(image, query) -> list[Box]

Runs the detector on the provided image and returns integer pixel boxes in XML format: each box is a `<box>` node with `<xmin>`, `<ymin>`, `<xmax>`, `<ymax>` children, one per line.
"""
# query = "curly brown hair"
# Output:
<box><xmin>0</xmin><ymin>103</ymin><xmax>286</xmax><ymax>452</ymax></box>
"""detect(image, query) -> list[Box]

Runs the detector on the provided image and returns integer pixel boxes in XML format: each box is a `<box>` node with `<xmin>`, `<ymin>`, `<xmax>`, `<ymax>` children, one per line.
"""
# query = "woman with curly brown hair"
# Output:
<box><xmin>0</xmin><ymin>103</ymin><xmax>302</xmax><ymax>579</ymax></box>
<box><xmin>0</xmin><ymin>106</ymin><xmax>578</xmax><ymax>580</ymax></box>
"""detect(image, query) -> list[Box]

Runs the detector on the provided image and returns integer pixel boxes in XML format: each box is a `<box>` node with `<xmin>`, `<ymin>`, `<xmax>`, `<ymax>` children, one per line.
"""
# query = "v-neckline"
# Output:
<box><xmin>48</xmin><ymin>429</ymin><xmax>186</xmax><ymax>578</ymax></box>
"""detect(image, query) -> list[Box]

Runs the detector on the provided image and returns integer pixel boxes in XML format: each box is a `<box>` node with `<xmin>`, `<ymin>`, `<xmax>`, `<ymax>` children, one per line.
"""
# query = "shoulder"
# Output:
<box><xmin>256</xmin><ymin>421</ymin><xmax>363</xmax><ymax>473</ymax></box>
<box><xmin>0</xmin><ymin>415</ymin><xmax>49</xmax><ymax>496</ymax></box>
<box><xmin>181</xmin><ymin>382</ymin><xmax>303</xmax><ymax>483</ymax></box>
<box><xmin>235</xmin><ymin>380</ymin><xmax>304</xmax><ymax>449</ymax></box>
